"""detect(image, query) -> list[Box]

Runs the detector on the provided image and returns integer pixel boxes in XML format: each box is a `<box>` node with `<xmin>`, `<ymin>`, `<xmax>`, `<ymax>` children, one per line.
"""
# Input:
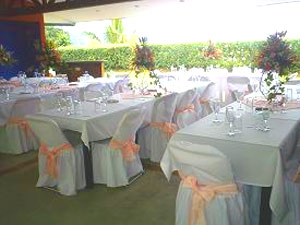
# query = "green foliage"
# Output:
<box><xmin>0</xmin><ymin>45</ymin><xmax>16</xmax><ymax>66</ymax></box>
<box><xmin>104</xmin><ymin>19</ymin><xmax>127</xmax><ymax>44</ymax></box>
<box><xmin>45</xmin><ymin>26</ymin><xmax>71</xmax><ymax>47</ymax></box>
<box><xmin>58</xmin><ymin>40</ymin><xmax>300</xmax><ymax>72</ymax></box>
<box><xmin>82</xmin><ymin>31</ymin><xmax>101</xmax><ymax>42</ymax></box>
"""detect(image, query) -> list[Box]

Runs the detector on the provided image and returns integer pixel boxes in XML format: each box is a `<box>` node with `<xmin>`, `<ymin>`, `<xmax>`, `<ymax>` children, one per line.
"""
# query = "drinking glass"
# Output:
<box><xmin>100</xmin><ymin>94</ymin><xmax>108</xmax><ymax>112</ymax></box>
<box><xmin>65</xmin><ymin>96</ymin><xmax>74</xmax><ymax>116</ymax></box>
<box><xmin>261</xmin><ymin>108</ymin><xmax>271</xmax><ymax>132</ymax></box>
<box><xmin>55</xmin><ymin>92</ymin><xmax>63</xmax><ymax>111</ymax></box>
<box><xmin>281</xmin><ymin>95</ymin><xmax>287</xmax><ymax>114</ymax></box>
<box><xmin>211</xmin><ymin>98</ymin><xmax>222</xmax><ymax>123</ymax></box>
<box><xmin>226</xmin><ymin>106</ymin><xmax>235</xmax><ymax>136</ymax></box>
<box><xmin>236</xmin><ymin>92</ymin><xmax>244</xmax><ymax>111</ymax></box>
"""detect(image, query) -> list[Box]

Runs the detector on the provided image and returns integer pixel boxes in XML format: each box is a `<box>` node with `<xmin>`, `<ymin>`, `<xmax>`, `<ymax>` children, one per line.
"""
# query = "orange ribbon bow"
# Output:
<box><xmin>109</xmin><ymin>138</ymin><xmax>140</xmax><ymax>162</ymax></box>
<box><xmin>175</xmin><ymin>104</ymin><xmax>195</xmax><ymax>115</ymax></box>
<box><xmin>150</xmin><ymin>122</ymin><xmax>177</xmax><ymax>137</ymax></box>
<box><xmin>7</xmin><ymin>117</ymin><xmax>33</xmax><ymax>137</ymax></box>
<box><xmin>293</xmin><ymin>165</ymin><xmax>300</xmax><ymax>182</ymax></box>
<box><xmin>39</xmin><ymin>143</ymin><xmax>72</xmax><ymax>179</ymax></box>
<box><xmin>179</xmin><ymin>172</ymin><xmax>239</xmax><ymax>225</ymax></box>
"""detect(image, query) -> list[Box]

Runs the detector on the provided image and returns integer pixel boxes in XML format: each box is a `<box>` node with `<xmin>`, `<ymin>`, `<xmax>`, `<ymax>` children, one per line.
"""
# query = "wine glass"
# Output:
<box><xmin>235</xmin><ymin>91</ymin><xmax>244</xmax><ymax>111</ymax></box>
<box><xmin>226</xmin><ymin>106</ymin><xmax>236</xmax><ymax>136</ymax></box>
<box><xmin>210</xmin><ymin>98</ymin><xmax>222</xmax><ymax>123</ymax></box>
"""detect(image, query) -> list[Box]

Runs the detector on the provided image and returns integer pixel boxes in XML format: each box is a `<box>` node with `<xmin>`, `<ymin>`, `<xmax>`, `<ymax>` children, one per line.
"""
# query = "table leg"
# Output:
<box><xmin>82</xmin><ymin>143</ymin><xmax>94</xmax><ymax>188</ymax></box>
<box><xmin>260</xmin><ymin>187</ymin><xmax>272</xmax><ymax>225</ymax></box>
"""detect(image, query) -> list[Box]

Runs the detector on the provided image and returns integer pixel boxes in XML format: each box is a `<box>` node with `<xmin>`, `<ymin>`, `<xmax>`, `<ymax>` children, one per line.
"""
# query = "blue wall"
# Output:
<box><xmin>0</xmin><ymin>21</ymin><xmax>41</xmax><ymax>79</ymax></box>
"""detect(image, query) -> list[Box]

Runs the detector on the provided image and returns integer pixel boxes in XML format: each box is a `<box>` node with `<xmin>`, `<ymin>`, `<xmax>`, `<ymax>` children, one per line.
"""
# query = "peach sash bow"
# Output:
<box><xmin>109</xmin><ymin>138</ymin><xmax>140</xmax><ymax>162</ymax></box>
<box><xmin>179</xmin><ymin>172</ymin><xmax>239</xmax><ymax>225</ymax></box>
<box><xmin>293</xmin><ymin>165</ymin><xmax>300</xmax><ymax>182</ymax></box>
<box><xmin>7</xmin><ymin>118</ymin><xmax>33</xmax><ymax>137</ymax></box>
<box><xmin>199</xmin><ymin>98</ymin><xmax>211</xmax><ymax>112</ymax></box>
<box><xmin>39</xmin><ymin>143</ymin><xmax>72</xmax><ymax>179</ymax></box>
<box><xmin>175</xmin><ymin>104</ymin><xmax>195</xmax><ymax>115</ymax></box>
<box><xmin>150</xmin><ymin>122</ymin><xmax>177</xmax><ymax>137</ymax></box>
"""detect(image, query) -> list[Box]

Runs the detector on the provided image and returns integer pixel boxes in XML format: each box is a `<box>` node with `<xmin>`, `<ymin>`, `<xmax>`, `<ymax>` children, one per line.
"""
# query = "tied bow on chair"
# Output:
<box><xmin>7</xmin><ymin>117</ymin><xmax>33</xmax><ymax>137</ymax></box>
<box><xmin>109</xmin><ymin>138</ymin><xmax>140</xmax><ymax>162</ymax></box>
<box><xmin>293</xmin><ymin>165</ymin><xmax>300</xmax><ymax>182</ymax></box>
<box><xmin>175</xmin><ymin>104</ymin><xmax>195</xmax><ymax>115</ymax></box>
<box><xmin>39</xmin><ymin>143</ymin><xmax>72</xmax><ymax>179</ymax></box>
<box><xmin>150</xmin><ymin>122</ymin><xmax>177</xmax><ymax>137</ymax></box>
<box><xmin>179</xmin><ymin>172</ymin><xmax>239</xmax><ymax>225</ymax></box>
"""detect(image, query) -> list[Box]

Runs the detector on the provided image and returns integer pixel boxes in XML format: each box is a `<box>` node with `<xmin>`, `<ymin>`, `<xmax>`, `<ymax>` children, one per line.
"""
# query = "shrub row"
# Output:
<box><xmin>59</xmin><ymin>40</ymin><xmax>300</xmax><ymax>71</ymax></box>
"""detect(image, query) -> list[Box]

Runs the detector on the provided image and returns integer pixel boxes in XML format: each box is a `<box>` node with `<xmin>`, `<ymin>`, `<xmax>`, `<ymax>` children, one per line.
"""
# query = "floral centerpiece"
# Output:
<box><xmin>256</xmin><ymin>31</ymin><xmax>297</xmax><ymax>101</ymax></box>
<box><xmin>201</xmin><ymin>40</ymin><xmax>222</xmax><ymax>71</ymax></box>
<box><xmin>0</xmin><ymin>45</ymin><xmax>16</xmax><ymax>66</ymax></box>
<box><xmin>34</xmin><ymin>40</ymin><xmax>63</xmax><ymax>76</ymax></box>
<box><xmin>130</xmin><ymin>37</ymin><xmax>162</xmax><ymax>96</ymax></box>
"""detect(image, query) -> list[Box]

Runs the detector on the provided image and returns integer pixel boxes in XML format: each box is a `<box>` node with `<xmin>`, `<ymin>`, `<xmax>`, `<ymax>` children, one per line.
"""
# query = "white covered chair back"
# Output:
<box><xmin>152</xmin><ymin>93</ymin><xmax>178</xmax><ymax>123</ymax></box>
<box><xmin>194</xmin><ymin>82</ymin><xmax>216</xmax><ymax>118</ymax></box>
<box><xmin>227</xmin><ymin>76</ymin><xmax>252</xmax><ymax>94</ymax></box>
<box><xmin>175</xmin><ymin>89</ymin><xmax>197</xmax><ymax>129</ymax></box>
<box><xmin>161</xmin><ymin>140</ymin><xmax>234</xmax><ymax>183</ymax></box>
<box><xmin>160</xmin><ymin>140</ymin><xmax>245</xmax><ymax>225</ymax></box>
<box><xmin>112</xmin><ymin>107</ymin><xmax>146</xmax><ymax>142</ymax></box>
<box><xmin>84</xmin><ymin>83</ymin><xmax>104</xmax><ymax>100</ymax></box>
<box><xmin>113</xmin><ymin>77</ymin><xmax>130</xmax><ymax>94</ymax></box>
<box><xmin>10</xmin><ymin>96</ymin><xmax>41</xmax><ymax>118</ymax></box>
<box><xmin>27</xmin><ymin>115</ymin><xmax>84</xmax><ymax>196</ymax></box>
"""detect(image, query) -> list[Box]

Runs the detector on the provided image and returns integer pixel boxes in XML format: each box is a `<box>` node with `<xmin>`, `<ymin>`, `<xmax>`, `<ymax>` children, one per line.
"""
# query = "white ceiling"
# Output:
<box><xmin>44</xmin><ymin>0</ymin><xmax>178</xmax><ymax>25</ymax></box>
<box><xmin>43</xmin><ymin>0</ymin><xmax>300</xmax><ymax>25</ymax></box>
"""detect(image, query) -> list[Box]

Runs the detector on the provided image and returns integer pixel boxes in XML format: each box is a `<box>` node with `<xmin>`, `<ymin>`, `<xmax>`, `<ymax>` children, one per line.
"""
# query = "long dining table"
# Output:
<box><xmin>161</xmin><ymin>102</ymin><xmax>300</xmax><ymax>224</ymax></box>
<box><xmin>28</xmin><ymin>81</ymin><xmax>214</xmax><ymax>186</ymax></box>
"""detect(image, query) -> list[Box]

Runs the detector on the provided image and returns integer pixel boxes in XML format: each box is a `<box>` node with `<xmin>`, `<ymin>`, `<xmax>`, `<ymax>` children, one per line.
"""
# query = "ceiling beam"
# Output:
<box><xmin>0</xmin><ymin>0</ymin><xmax>140</xmax><ymax>17</ymax></box>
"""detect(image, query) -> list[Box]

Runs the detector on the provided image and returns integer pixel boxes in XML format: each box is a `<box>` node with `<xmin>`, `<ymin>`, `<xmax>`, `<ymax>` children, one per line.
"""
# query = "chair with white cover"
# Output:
<box><xmin>160</xmin><ymin>140</ymin><xmax>247</xmax><ymax>225</ymax></box>
<box><xmin>27</xmin><ymin>115</ymin><xmax>86</xmax><ymax>196</ymax></box>
<box><xmin>138</xmin><ymin>93</ymin><xmax>178</xmax><ymax>162</ymax></box>
<box><xmin>193</xmin><ymin>82</ymin><xmax>216</xmax><ymax>119</ymax></box>
<box><xmin>227</xmin><ymin>76</ymin><xmax>253</xmax><ymax>103</ymax></box>
<box><xmin>174</xmin><ymin>89</ymin><xmax>198</xmax><ymax>129</ymax></box>
<box><xmin>92</xmin><ymin>108</ymin><xmax>145</xmax><ymax>187</ymax></box>
<box><xmin>113</xmin><ymin>77</ymin><xmax>131</xmax><ymax>94</ymax></box>
<box><xmin>3</xmin><ymin>97</ymin><xmax>40</xmax><ymax>154</ymax></box>
<box><xmin>84</xmin><ymin>83</ymin><xmax>105</xmax><ymax>100</ymax></box>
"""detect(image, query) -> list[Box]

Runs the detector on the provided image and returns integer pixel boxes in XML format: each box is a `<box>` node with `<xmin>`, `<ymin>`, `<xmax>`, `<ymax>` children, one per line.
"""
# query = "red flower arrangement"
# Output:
<box><xmin>204</xmin><ymin>40</ymin><xmax>222</xmax><ymax>60</ymax></box>
<box><xmin>256</xmin><ymin>31</ymin><xmax>297</xmax><ymax>101</ymax></box>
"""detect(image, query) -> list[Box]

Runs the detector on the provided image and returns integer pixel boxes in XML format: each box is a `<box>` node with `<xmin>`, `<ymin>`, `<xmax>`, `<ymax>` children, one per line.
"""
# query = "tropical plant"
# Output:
<box><xmin>0</xmin><ymin>45</ymin><xmax>16</xmax><ymax>66</ymax></box>
<box><xmin>104</xmin><ymin>19</ymin><xmax>127</xmax><ymax>44</ymax></box>
<box><xmin>45</xmin><ymin>26</ymin><xmax>71</xmax><ymax>47</ymax></box>
<box><xmin>256</xmin><ymin>31</ymin><xmax>297</xmax><ymax>101</ymax></box>
<box><xmin>35</xmin><ymin>40</ymin><xmax>63</xmax><ymax>73</ymax></box>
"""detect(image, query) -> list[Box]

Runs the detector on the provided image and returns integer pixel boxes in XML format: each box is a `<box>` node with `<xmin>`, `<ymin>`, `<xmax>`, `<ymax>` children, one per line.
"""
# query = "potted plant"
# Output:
<box><xmin>255</xmin><ymin>31</ymin><xmax>297</xmax><ymax>101</ymax></box>
<box><xmin>0</xmin><ymin>45</ymin><xmax>16</xmax><ymax>67</ymax></box>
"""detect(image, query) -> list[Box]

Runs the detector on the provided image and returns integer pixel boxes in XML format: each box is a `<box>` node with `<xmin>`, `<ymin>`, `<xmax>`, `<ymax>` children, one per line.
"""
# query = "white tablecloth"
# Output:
<box><xmin>161</xmin><ymin>103</ymin><xmax>300</xmax><ymax>221</ymax></box>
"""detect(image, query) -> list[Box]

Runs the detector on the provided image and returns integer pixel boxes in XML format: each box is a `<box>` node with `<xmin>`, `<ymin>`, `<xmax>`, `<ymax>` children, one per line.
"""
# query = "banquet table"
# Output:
<box><xmin>161</xmin><ymin>103</ymin><xmax>300</xmax><ymax>222</ymax></box>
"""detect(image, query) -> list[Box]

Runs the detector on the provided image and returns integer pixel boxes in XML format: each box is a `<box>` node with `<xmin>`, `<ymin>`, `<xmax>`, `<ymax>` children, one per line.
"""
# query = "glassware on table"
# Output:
<box><xmin>73</xmin><ymin>99</ymin><xmax>83</xmax><ymax>115</ymax></box>
<box><xmin>65</xmin><ymin>96</ymin><xmax>74</xmax><ymax>116</ymax></box>
<box><xmin>234</xmin><ymin>110</ymin><xmax>243</xmax><ymax>134</ymax></box>
<box><xmin>55</xmin><ymin>92</ymin><xmax>64</xmax><ymax>111</ymax></box>
<box><xmin>226</xmin><ymin>106</ymin><xmax>236</xmax><ymax>136</ymax></box>
<box><xmin>100</xmin><ymin>93</ymin><xmax>108</xmax><ymax>112</ymax></box>
<box><xmin>236</xmin><ymin>92</ymin><xmax>244</xmax><ymax>111</ymax></box>
<box><xmin>281</xmin><ymin>95</ymin><xmax>287</xmax><ymax>114</ymax></box>
<box><xmin>210</xmin><ymin>98</ymin><xmax>222</xmax><ymax>123</ymax></box>
<box><xmin>255</xmin><ymin>107</ymin><xmax>271</xmax><ymax>132</ymax></box>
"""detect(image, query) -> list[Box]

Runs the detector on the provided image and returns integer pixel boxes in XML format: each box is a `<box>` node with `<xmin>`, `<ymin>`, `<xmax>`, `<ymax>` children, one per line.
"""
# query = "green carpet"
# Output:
<box><xmin>0</xmin><ymin>153</ymin><xmax>179</xmax><ymax>225</ymax></box>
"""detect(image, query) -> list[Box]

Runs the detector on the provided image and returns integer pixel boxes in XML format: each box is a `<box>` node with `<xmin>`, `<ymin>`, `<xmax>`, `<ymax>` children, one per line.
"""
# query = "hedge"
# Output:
<box><xmin>59</xmin><ymin>40</ymin><xmax>300</xmax><ymax>71</ymax></box>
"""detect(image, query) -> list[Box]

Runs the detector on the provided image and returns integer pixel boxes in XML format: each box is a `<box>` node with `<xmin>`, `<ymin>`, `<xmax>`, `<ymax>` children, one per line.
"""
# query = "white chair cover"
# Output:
<box><xmin>113</xmin><ymin>77</ymin><xmax>130</xmax><ymax>94</ymax></box>
<box><xmin>272</xmin><ymin>146</ymin><xmax>300</xmax><ymax>225</ymax></box>
<box><xmin>193</xmin><ymin>82</ymin><xmax>216</xmax><ymax>119</ymax></box>
<box><xmin>160</xmin><ymin>140</ymin><xmax>246</xmax><ymax>225</ymax></box>
<box><xmin>27</xmin><ymin>115</ymin><xmax>86</xmax><ymax>196</ymax></box>
<box><xmin>84</xmin><ymin>83</ymin><xmax>105</xmax><ymax>100</ymax></box>
<box><xmin>174</xmin><ymin>89</ymin><xmax>198</xmax><ymax>129</ymax></box>
<box><xmin>92</xmin><ymin>108</ymin><xmax>145</xmax><ymax>187</ymax></box>
<box><xmin>227</xmin><ymin>76</ymin><xmax>252</xmax><ymax>103</ymax></box>
<box><xmin>138</xmin><ymin>93</ymin><xmax>178</xmax><ymax>162</ymax></box>
<box><xmin>3</xmin><ymin>97</ymin><xmax>40</xmax><ymax>154</ymax></box>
